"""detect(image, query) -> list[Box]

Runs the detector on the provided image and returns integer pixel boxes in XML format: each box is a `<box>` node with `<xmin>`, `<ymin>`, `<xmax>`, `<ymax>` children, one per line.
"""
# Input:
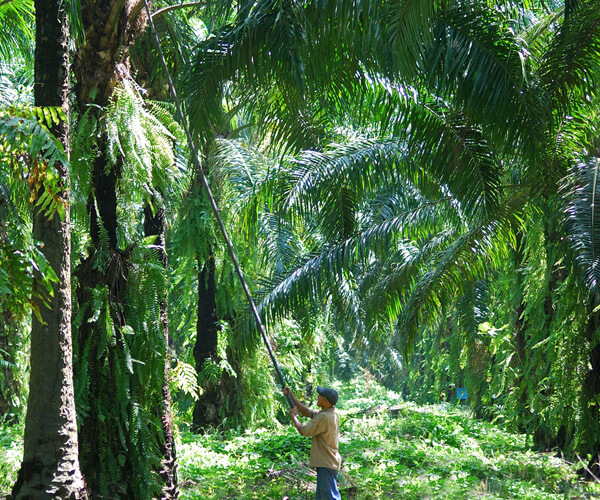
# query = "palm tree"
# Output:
<box><xmin>187</xmin><ymin>0</ymin><xmax>600</xmax><ymax>464</ymax></box>
<box><xmin>70</xmin><ymin>1</ymin><xmax>185</xmax><ymax>496</ymax></box>
<box><xmin>11</xmin><ymin>0</ymin><xmax>87</xmax><ymax>497</ymax></box>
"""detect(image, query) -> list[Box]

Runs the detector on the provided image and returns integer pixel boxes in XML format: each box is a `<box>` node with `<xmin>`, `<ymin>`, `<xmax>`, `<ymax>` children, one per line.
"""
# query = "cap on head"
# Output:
<box><xmin>317</xmin><ymin>386</ymin><xmax>339</xmax><ymax>406</ymax></box>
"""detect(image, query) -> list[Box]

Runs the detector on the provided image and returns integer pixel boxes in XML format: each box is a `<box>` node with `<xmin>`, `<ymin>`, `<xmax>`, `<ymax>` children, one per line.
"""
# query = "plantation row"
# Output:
<box><xmin>3</xmin><ymin>0</ymin><xmax>600</xmax><ymax>497</ymax></box>
<box><xmin>3</xmin><ymin>379</ymin><xmax>598</xmax><ymax>499</ymax></box>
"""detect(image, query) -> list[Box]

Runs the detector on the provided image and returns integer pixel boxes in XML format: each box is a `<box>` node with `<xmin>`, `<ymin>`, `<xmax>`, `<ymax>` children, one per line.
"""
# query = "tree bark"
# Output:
<box><xmin>193</xmin><ymin>248</ymin><xmax>221</xmax><ymax>430</ymax></box>
<box><xmin>144</xmin><ymin>202</ymin><xmax>178</xmax><ymax>499</ymax></box>
<box><xmin>11</xmin><ymin>1</ymin><xmax>87</xmax><ymax>498</ymax></box>
<box><xmin>582</xmin><ymin>312</ymin><xmax>600</xmax><ymax>478</ymax></box>
<box><xmin>72</xmin><ymin>2</ymin><xmax>179</xmax><ymax>496</ymax></box>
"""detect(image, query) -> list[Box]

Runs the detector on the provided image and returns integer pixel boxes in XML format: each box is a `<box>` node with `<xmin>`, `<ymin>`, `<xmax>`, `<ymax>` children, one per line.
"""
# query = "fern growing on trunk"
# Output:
<box><xmin>72</xmin><ymin>77</ymin><xmax>186</xmax><ymax>497</ymax></box>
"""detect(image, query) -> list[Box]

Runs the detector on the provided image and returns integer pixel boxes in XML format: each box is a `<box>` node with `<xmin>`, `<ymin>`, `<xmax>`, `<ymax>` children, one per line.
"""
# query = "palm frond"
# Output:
<box><xmin>213</xmin><ymin>138</ymin><xmax>285</xmax><ymax>238</ymax></box>
<box><xmin>540</xmin><ymin>0</ymin><xmax>600</xmax><ymax>114</ymax></box>
<box><xmin>0</xmin><ymin>0</ymin><xmax>34</xmax><ymax>64</ymax></box>
<box><xmin>397</xmin><ymin>96</ymin><xmax>505</xmax><ymax>219</ymax></box>
<box><xmin>563</xmin><ymin>157</ymin><xmax>600</xmax><ymax>304</ymax></box>
<box><xmin>251</xmin><ymin>200</ymin><xmax>447</xmax><ymax>341</ymax></box>
<box><xmin>379</xmin><ymin>0</ymin><xmax>437</xmax><ymax>80</ymax></box>
<box><xmin>285</xmin><ymin>139</ymin><xmax>403</xmax><ymax>216</ymax></box>
<box><xmin>258</xmin><ymin>212</ymin><xmax>304</xmax><ymax>273</ymax></box>
<box><xmin>184</xmin><ymin>0</ymin><xmax>380</xmax><ymax>146</ymax></box>
<box><xmin>314</xmin><ymin>80</ymin><xmax>507</xmax><ymax>221</ymax></box>
<box><xmin>454</xmin><ymin>278</ymin><xmax>490</xmax><ymax>338</ymax></box>
<box><xmin>424</xmin><ymin>3</ymin><xmax>552</xmax><ymax>164</ymax></box>
<box><xmin>428</xmin><ymin>4</ymin><xmax>527</xmax><ymax>111</ymax></box>
<box><xmin>67</xmin><ymin>0</ymin><xmax>85</xmax><ymax>46</ymax></box>
<box><xmin>395</xmin><ymin>188</ymin><xmax>526</xmax><ymax>356</ymax></box>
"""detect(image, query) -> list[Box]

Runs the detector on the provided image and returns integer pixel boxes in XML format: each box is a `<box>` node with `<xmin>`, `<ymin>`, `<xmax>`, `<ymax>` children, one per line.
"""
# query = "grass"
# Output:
<box><xmin>0</xmin><ymin>422</ymin><xmax>22</xmax><ymax>496</ymax></box>
<box><xmin>175</xmin><ymin>400</ymin><xmax>600</xmax><ymax>499</ymax></box>
<box><xmin>2</xmin><ymin>380</ymin><xmax>600</xmax><ymax>499</ymax></box>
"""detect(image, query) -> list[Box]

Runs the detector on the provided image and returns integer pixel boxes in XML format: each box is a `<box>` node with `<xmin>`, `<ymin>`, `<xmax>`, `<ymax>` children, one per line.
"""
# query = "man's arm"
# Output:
<box><xmin>283</xmin><ymin>387</ymin><xmax>312</xmax><ymax>418</ymax></box>
<box><xmin>289</xmin><ymin>406</ymin><xmax>304</xmax><ymax>435</ymax></box>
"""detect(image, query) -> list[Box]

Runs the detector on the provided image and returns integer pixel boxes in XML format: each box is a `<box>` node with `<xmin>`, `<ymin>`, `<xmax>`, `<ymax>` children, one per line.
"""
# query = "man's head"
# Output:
<box><xmin>317</xmin><ymin>386</ymin><xmax>338</xmax><ymax>407</ymax></box>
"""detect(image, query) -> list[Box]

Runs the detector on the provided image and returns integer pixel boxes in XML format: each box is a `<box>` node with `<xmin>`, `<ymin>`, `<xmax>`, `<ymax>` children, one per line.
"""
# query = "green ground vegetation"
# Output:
<box><xmin>2</xmin><ymin>378</ymin><xmax>599</xmax><ymax>499</ymax></box>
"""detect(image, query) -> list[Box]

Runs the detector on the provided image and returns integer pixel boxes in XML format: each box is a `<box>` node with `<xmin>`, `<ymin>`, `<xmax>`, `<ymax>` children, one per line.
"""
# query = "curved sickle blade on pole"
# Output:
<box><xmin>142</xmin><ymin>0</ymin><xmax>294</xmax><ymax>408</ymax></box>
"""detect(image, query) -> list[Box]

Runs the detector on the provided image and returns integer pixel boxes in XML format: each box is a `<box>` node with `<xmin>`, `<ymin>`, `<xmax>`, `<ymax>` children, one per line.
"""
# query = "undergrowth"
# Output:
<box><xmin>2</xmin><ymin>379</ymin><xmax>600</xmax><ymax>498</ymax></box>
<box><xmin>176</xmin><ymin>379</ymin><xmax>600</xmax><ymax>499</ymax></box>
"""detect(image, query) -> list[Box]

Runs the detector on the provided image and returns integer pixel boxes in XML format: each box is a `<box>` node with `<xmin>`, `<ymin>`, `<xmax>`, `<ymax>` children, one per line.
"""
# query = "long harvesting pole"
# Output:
<box><xmin>141</xmin><ymin>0</ymin><xmax>294</xmax><ymax>408</ymax></box>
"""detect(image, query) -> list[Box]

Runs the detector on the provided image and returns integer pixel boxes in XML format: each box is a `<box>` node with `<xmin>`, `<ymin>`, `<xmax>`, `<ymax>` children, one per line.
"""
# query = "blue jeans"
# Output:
<box><xmin>315</xmin><ymin>467</ymin><xmax>341</xmax><ymax>500</ymax></box>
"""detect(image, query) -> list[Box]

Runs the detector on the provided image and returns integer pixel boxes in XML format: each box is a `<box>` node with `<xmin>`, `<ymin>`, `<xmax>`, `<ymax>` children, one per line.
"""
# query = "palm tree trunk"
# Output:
<box><xmin>11</xmin><ymin>1</ymin><xmax>87</xmax><ymax>497</ymax></box>
<box><xmin>144</xmin><ymin>202</ymin><xmax>178</xmax><ymax>498</ymax></box>
<box><xmin>193</xmin><ymin>248</ymin><xmax>221</xmax><ymax>429</ymax></box>
<box><xmin>75</xmin><ymin>153</ymin><xmax>133</xmax><ymax>496</ymax></box>
<box><xmin>582</xmin><ymin>313</ymin><xmax>600</xmax><ymax>478</ymax></box>
<box><xmin>71</xmin><ymin>2</ymin><xmax>156</xmax><ymax>496</ymax></box>
<box><xmin>509</xmin><ymin>230</ymin><xmax>530</xmax><ymax>433</ymax></box>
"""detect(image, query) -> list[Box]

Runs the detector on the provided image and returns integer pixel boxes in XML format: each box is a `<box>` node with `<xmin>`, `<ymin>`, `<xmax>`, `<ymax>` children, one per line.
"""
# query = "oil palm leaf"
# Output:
<box><xmin>332</xmin><ymin>79</ymin><xmax>506</xmax><ymax>221</ymax></box>
<box><xmin>423</xmin><ymin>1</ymin><xmax>551</xmax><ymax>167</ymax></box>
<box><xmin>395</xmin><ymin>188</ymin><xmax>526</xmax><ymax>355</ymax></box>
<box><xmin>539</xmin><ymin>0</ymin><xmax>600</xmax><ymax>114</ymax></box>
<box><xmin>563</xmin><ymin>158</ymin><xmax>600</xmax><ymax>305</ymax></box>
<box><xmin>531</xmin><ymin>0</ymin><xmax>600</xmax><ymax>189</ymax></box>
<box><xmin>184</xmin><ymin>0</ymin><xmax>410</xmax><ymax>148</ymax></box>
<box><xmin>0</xmin><ymin>0</ymin><xmax>33</xmax><ymax>65</ymax></box>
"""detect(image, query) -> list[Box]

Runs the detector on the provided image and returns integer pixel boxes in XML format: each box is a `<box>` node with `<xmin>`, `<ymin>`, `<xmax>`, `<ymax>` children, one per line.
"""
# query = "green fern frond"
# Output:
<box><xmin>71</xmin><ymin>107</ymin><xmax>101</xmax><ymax>213</ymax></box>
<box><xmin>0</xmin><ymin>106</ymin><xmax>67</xmax><ymax>165</ymax></box>
<box><xmin>172</xmin><ymin>359</ymin><xmax>201</xmax><ymax>400</ymax></box>
<box><xmin>104</xmin><ymin>78</ymin><xmax>187</xmax><ymax>209</ymax></box>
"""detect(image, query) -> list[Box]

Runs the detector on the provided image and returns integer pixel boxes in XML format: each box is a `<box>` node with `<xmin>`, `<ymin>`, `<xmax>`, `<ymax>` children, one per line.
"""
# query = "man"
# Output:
<box><xmin>283</xmin><ymin>386</ymin><xmax>342</xmax><ymax>500</ymax></box>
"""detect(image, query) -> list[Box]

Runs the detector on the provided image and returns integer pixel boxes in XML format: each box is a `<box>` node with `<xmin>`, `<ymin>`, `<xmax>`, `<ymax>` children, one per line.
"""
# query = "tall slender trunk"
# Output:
<box><xmin>193</xmin><ymin>247</ymin><xmax>221</xmax><ymax>430</ymax></box>
<box><xmin>71</xmin><ymin>2</ymin><xmax>165</xmax><ymax>497</ymax></box>
<box><xmin>144</xmin><ymin>202</ymin><xmax>178</xmax><ymax>499</ymax></box>
<box><xmin>11</xmin><ymin>1</ymin><xmax>87</xmax><ymax>498</ymax></box>
<box><xmin>74</xmin><ymin>142</ymin><xmax>130</xmax><ymax>496</ymax></box>
<box><xmin>510</xmin><ymin>230</ymin><xmax>529</xmax><ymax>432</ymax></box>
<box><xmin>582</xmin><ymin>312</ymin><xmax>600</xmax><ymax>478</ymax></box>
